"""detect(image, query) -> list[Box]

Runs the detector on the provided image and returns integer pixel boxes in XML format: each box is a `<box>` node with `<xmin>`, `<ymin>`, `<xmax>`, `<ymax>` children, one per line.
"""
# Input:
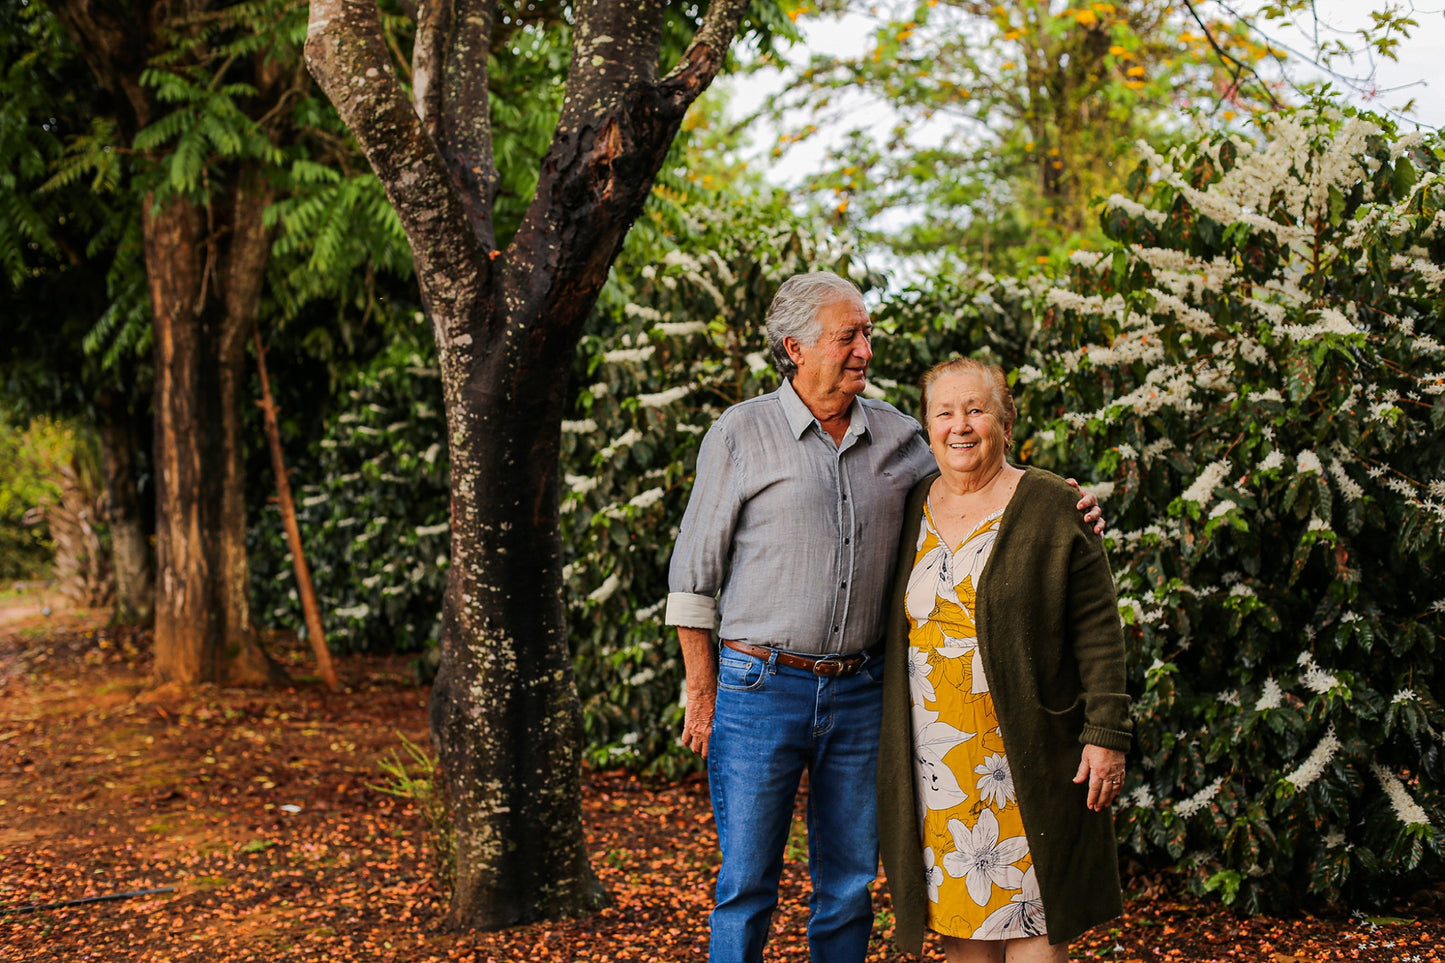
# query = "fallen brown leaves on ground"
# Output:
<box><xmin>1</xmin><ymin>607</ymin><xmax>1441</xmax><ymax>962</ymax></box>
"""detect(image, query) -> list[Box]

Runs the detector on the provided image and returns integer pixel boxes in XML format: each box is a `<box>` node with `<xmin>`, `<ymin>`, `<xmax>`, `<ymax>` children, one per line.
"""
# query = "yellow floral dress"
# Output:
<box><xmin>904</xmin><ymin>501</ymin><xmax>1046</xmax><ymax>941</ymax></box>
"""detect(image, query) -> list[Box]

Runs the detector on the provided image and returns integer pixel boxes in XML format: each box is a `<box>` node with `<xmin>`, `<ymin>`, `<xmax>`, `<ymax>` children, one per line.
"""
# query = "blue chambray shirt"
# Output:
<box><xmin>665</xmin><ymin>379</ymin><xmax>935</xmax><ymax>655</ymax></box>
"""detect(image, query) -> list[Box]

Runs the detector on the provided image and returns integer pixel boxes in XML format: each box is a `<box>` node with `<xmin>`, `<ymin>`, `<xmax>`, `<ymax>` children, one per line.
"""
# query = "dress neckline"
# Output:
<box><xmin>924</xmin><ymin>499</ymin><xmax>1006</xmax><ymax>555</ymax></box>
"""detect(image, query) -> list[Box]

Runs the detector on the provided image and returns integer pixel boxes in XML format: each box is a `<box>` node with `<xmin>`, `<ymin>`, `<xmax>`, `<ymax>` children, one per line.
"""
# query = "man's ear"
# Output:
<box><xmin>783</xmin><ymin>337</ymin><xmax>804</xmax><ymax>367</ymax></box>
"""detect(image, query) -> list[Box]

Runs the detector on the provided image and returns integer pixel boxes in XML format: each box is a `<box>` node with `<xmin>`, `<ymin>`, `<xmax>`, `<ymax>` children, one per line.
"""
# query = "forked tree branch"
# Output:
<box><xmin>304</xmin><ymin>0</ymin><xmax>488</xmax><ymax>337</ymax></box>
<box><xmin>1180</xmin><ymin>0</ymin><xmax>1284</xmax><ymax>111</ymax></box>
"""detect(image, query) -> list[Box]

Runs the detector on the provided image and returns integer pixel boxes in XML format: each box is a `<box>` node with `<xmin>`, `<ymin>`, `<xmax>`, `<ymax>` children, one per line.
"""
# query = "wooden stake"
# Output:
<box><xmin>253</xmin><ymin>331</ymin><xmax>338</xmax><ymax>690</ymax></box>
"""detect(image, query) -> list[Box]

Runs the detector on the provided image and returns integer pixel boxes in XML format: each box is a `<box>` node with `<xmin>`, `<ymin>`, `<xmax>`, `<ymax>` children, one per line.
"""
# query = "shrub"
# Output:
<box><xmin>1019</xmin><ymin>99</ymin><xmax>1445</xmax><ymax>912</ymax></box>
<box><xmin>250</xmin><ymin>328</ymin><xmax>450</xmax><ymax>658</ymax></box>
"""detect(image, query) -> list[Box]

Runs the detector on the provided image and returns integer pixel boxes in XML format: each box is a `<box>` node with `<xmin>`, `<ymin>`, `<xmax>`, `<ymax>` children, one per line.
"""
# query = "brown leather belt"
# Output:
<box><xmin>722</xmin><ymin>639</ymin><xmax>875</xmax><ymax>678</ymax></box>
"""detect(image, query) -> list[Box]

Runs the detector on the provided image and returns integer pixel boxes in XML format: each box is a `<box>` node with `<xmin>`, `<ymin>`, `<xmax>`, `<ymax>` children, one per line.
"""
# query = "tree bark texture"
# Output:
<box><xmin>305</xmin><ymin>0</ymin><xmax>748</xmax><ymax>928</ymax></box>
<box><xmin>142</xmin><ymin>191</ymin><xmax>275</xmax><ymax>684</ymax></box>
<box><xmin>96</xmin><ymin>393</ymin><xmax>154</xmax><ymax>625</ymax></box>
<box><xmin>44</xmin><ymin>0</ymin><xmax>303</xmax><ymax>685</ymax></box>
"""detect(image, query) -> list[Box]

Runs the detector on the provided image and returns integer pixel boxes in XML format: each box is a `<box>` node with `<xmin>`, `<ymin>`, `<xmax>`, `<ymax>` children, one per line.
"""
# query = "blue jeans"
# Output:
<box><xmin>707</xmin><ymin>646</ymin><xmax>885</xmax><ymax>963</ymax></box>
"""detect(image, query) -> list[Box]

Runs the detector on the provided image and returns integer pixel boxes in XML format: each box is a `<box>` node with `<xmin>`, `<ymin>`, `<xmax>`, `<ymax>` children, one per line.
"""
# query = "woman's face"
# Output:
<box><xmin>926</xmin><ymin>370</ymin><xmax>1008</xmax><ymax>478</ymax></box>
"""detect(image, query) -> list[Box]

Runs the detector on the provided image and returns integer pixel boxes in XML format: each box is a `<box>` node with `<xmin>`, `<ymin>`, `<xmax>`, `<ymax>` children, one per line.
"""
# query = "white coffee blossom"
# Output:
<box><xmin>1371</xmin><ymin>762</ymin><xmax>1432</xmax><ymax>827</ymax></box>
<box><xmin>1284</xmin><ymin>727</ymin><xmax>1340</xmax><ymax>791</ymax></box>
<box><xmin>1325</xmin><ymin>459</ymin><xmax>1364</xmax><ymax>501</ymax></box>
<box><xmin>634</xmin><ymin>599</ymin><xmax>665</xmax><ymax>622</ymax></box>
<box><xmin>587</xmin><ymin>573</ymin><xmax>621</xmax><ymax>605</ymax></box>
<box><xmin>599</xmin><ymin>429</ymin><xmax>643</xmax><ymax>460</ymax></box>
<box><xmin>1298</xmin><ymin>654</ymin><xmax>1340</xmax><ymax>695</ymax></box>
<box><xmin>1016</xmin><ymin>364</ymin><xmax>1044</xmax><ymax>384</ymax></box>
<box><xmin>636</xmin><ymin>385</ymin><xmax>691</xmax><ymax>408</ymax></box>
<box><xmin>628</xmin><ymin>487</ymin><xmax>665</xmax><ymax>510</ymax></box>
<box><xmin>1175</xmin><ymin>777</ymin><xmax>1224</xmax><ymax>818</ymax></box>
<box><xmin>622</xmin><ymin>303</ymin><xmax>663</xmax><ymax>322</ymax></box>
<box><xmin>567</xmin><ymin>474</ymin><xmax>600</xmax><ymax>495</ymax></box>
<box><xmin>1104</xmin><ymin>193</ymin><xmax>1168</xmax><ymax>225</ymax></box>
<box><xmin>1182</xmin><ymin>460</ymin><xmax>1232</xmax><ymax>506</ymax></box>
<box><xmin>1296</xmin><ymin>450</ymin><xmax>1323</xmax><ymax>474</ymax></box>
<box><xmin>602</xmin><ymin>345</ymin><xmax>655</xmax><ymax>365</ymax></box>
<box><xmin>1255</xmin><ymin>677</ymin><xmax>1284</xmax><ymax>711</ymax></box>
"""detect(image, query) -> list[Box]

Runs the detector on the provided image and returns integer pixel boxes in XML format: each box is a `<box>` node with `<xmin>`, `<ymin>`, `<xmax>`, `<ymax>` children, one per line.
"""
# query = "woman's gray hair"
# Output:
<box><xmin>765</xmin><ymin>272</ymin><xmax>864</xmax><ymax>378</ymax></box>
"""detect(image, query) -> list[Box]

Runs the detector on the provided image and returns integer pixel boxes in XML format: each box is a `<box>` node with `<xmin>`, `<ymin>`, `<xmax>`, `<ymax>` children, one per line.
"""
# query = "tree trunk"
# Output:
<box><xmin>96</xmin><ymin>393</ymin><xmax>154</xmax><ymax>624</ymax></box>
<box><xmin>145</xmin><ymin>192</ymin><xmax>273</xmax><ymax>686</ymax></box>
<box><xmin>44</xmin><ymin>0</ymin><xmax>287</xmax><ymax>687</ymax></box>
<box><xmin>430</xmin><ymin>322</ymin><xmax>604</xmax><ymax>927</ymax></box>
<box><xmin>215</xmin><ymin>172</ymin><xmax>279</xmax><ymax>685</ymax></box>
<box><xmin>304</xmin><ymin>0</ymin><xmax>750</xmax><ymax>927</ymax></box>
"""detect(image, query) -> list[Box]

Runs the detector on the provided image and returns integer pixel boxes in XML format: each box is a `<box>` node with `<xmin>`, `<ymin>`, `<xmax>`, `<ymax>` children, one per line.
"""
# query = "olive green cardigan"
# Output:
<box><xmin>877</xmin><ymin>467</ymin><xmax>1133</xmax><ymax>952</ymax></box>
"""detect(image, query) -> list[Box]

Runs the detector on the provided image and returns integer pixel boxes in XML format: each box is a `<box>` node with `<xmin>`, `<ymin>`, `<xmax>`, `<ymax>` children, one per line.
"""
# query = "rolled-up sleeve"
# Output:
<box><xmin>665</xmin><ymin>424</ymin><xmax>741</xmax><ymax>630</ymax></box>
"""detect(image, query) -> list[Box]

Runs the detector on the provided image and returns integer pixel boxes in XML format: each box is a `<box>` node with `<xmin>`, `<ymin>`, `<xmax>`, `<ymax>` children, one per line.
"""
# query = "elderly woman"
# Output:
<box><xmin>877</xmin><ymin>358</ymin><xmax>1133</xmax><ymax>963</ymax></box>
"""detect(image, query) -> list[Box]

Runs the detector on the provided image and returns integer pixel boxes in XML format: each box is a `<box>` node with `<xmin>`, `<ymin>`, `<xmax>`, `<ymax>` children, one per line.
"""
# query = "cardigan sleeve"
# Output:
<box><xmin>1066</xmin><ymin>505</ymin><xmax>1134</xmax><ymax>751</ymax></box>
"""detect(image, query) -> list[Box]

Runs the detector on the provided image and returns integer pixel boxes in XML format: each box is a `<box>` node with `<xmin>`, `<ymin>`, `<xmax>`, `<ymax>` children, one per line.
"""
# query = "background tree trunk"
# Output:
<box><xmin>145</xmin><ymin>192</ymin><xmax>274</xmax><ymax>685</ymax></box>
<box><xmin>96</xmin><ymin>393</ymin><xmax>153</xmax><ymax>624</ymax></box>
<box><xmin>45</xmin><ymin>0</ymin><xmax>295</xmax><ymax>686</ymax></box>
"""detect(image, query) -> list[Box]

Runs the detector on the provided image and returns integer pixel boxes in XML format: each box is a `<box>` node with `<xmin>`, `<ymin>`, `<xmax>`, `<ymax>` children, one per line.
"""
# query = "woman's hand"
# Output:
<box><xmin>1066</xmin><ymin>478</ymin><xmax>1106</xmax><ymax>535</ymax></box>
<box><xmin>1074</xmin><ymin>744</ymin><xmax>1127</xmax><ymax>811</ymax></box>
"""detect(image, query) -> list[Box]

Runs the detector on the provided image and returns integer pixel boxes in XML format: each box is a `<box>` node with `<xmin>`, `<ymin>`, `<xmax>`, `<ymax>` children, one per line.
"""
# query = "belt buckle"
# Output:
<box><xmin>811</xmin><ymin>655</ymin><xmax>845</xmax><ymax>677</ymax></box>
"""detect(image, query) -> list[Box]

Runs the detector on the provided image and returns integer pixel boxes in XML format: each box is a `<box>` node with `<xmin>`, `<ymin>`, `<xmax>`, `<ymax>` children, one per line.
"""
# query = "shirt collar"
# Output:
<box><xmin>778</xmin><ymin>378</ymin><xmax>871</xmax><ymax>442</ymax></box>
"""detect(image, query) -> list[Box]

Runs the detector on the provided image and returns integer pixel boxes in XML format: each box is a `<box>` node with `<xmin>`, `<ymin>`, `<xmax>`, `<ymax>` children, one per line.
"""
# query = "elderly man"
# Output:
<box><xmin>665</xmin><ymin>272</ymin><xmax>1100</xmax><ymax>963</ymax></box>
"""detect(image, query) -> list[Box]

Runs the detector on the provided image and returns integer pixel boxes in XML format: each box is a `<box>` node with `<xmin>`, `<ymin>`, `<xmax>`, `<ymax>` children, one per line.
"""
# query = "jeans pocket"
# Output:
<box><xmin>717</xmin><ymin>653</ymin><xmax>768</xmax><ymax>692</ymax></box>
<box><xmin>861</xmin><ymin>656</ymin><xmax>886</xmax><ymax>686</ymax></box>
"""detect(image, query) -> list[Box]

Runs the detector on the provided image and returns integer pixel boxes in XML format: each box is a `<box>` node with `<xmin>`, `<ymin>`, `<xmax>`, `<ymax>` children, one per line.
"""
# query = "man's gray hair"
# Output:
<box><xmin>765</xmin><ymin>272</ymin><xmax>864</xmax><ymax>378</ymax></box>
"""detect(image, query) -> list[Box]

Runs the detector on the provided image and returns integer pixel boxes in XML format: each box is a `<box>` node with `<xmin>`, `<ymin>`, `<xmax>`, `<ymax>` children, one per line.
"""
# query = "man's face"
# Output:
<box><xmin>787</xmin><ymin>296</ymin><xmax>874</xmax><ymax>403</ymax></box>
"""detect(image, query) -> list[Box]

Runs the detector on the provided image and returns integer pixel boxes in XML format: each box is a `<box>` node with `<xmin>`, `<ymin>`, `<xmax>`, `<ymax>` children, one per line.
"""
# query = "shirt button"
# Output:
<box><xmin>840</xmin><ymin>581</ymin><xmax>847</xmax><ymax>588</ymax></box>
<box><xmin>832</xmin><ymin>626</ymin><xmax>840</xmax><ymax>632</ymax></box>
<box><xmin>844</xmin><ymin>537</ymin><xmax>850</xmax><ymax>544</ymax></box>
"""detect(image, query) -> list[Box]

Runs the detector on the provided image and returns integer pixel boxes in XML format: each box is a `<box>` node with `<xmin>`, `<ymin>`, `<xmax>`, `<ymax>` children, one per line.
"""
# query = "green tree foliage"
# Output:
<box><xmin>0</xmin><ymin>0</ymin><xmax>148</xmax><ymax>412</ymax></box>
<box><xmin>763</xmin><ymin>0</ymin><xmax>1283</xmax><ymax>271</ymax></box>
<box><xmin>0</xmin><ymin>412</ymin><xmax>65</xmax><ymax>579</ymax></box>
<box><xmin>1017</xmin><ymin>98</ymin><xmax>1445</xmax><ymax>911</ymax></box>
